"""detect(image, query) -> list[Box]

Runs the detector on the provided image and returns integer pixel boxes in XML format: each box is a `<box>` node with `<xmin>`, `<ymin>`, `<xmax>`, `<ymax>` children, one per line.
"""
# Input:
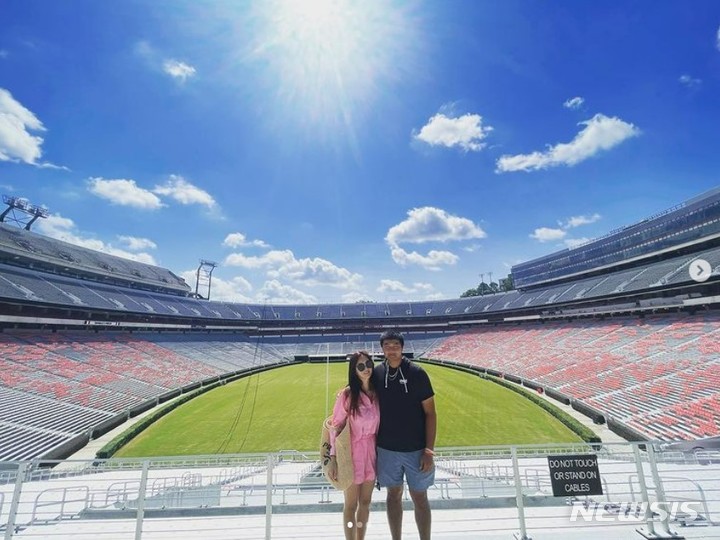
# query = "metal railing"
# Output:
<box><xmin>0</xmin><ymin>442</ymin><xmax>718</xmax><ymax>539</ymax></box>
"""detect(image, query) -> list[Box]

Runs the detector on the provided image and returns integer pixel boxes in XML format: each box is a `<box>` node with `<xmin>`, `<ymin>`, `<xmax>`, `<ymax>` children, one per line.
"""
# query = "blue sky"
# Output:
<box><xmin>1</xmin><ymin>0</ymin><xmax>720</xmax><ymax>304</ymax></box>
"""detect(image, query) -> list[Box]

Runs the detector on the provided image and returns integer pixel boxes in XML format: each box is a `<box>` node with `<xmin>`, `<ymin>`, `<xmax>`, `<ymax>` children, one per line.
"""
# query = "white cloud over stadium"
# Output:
<box><xmin>385</xmin><ymin>207</ymin><xmax>486</xmax><ymax>270</ymax></box>
<box><xmin>413</xmin><ymin>112</ymin><xmax>493</xmax><ymax>152</ymax></box>
<box><xmin>224</xmin><ymin>249</ymin><xmax>362</xmax><ymax>289</ymax></box>
<box><xmin>496</xmin><ymin>114</ymin><xmax>640</xmax><ymax>173</ymax></box>
<box><xmin>88</xmin><ymin>178</ymin><xmax>164</xmax><ymax>209</ymax></box>
<box><xmin>0</xmin><ymin>88</ymin><xmax>65</xmax><ymax>169</ymax></box>
<box><xmin>530</xmin><ymin>212</ymin><xmax>601</xmax><ymax>245</ymax></box>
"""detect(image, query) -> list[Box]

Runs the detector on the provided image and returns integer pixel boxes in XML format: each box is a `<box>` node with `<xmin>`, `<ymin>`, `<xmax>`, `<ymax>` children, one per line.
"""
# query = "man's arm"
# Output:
<box><xmin>420</xmin><ymin>396</ymin><xmax>436</xmax><ymax>472</ymax></box>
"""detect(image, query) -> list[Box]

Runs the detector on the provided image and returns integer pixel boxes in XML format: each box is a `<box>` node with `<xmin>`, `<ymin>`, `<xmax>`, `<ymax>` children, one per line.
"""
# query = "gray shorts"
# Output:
<box><xmin>376</xmin><ymin>447</ymin><xmax>435</xmax><ymax>491</ymax></box>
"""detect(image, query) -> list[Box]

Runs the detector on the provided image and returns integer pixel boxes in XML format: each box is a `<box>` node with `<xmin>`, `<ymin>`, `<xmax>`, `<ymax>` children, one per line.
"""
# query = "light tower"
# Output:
<box><xmin>0</xmin><ymin>195</ymin><xmax>49</xmax><ymax>230</ymax></box>
<box><xmin>195</xmin><ymin>259</ymin><xmax>218</xmax><ymax>300</ymax></box>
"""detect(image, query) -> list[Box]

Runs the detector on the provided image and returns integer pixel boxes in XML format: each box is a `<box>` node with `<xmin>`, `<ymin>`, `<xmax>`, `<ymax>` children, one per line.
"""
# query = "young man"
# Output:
<box><xmin>373</xmin><ymin>330</ymin><xmax>437</xmax><ymax>540</ymax></box>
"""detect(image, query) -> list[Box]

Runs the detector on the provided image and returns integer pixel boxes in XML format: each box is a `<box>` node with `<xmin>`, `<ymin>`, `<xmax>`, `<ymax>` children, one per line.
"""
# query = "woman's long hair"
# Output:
<box><xmin>347</xmin><ymin>351</ymin><xmax>374</xmax><ymax>417</ymax></box>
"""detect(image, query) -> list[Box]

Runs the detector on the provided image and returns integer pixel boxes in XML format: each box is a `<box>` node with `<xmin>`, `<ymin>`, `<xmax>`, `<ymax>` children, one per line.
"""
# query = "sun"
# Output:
<box><xmin>248</xmin><ymin>0</ymin><xmax>420</xmax><ymax>144</ymax></box>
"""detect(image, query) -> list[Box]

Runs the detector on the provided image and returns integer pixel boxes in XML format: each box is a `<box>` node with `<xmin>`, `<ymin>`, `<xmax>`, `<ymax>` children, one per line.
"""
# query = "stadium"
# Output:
<box><xmin>1</xmin><ymin>188</ymin><xmax>719</xmax><ymax>539</ymax></box>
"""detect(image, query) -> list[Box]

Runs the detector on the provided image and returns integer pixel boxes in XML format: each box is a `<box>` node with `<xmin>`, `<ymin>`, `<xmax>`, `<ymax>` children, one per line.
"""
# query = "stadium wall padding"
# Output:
<box><xmin>571</xmin><ymin>400</ymin><xmax>606</xmax><ymax>425</ymax></box>
<box><xmin>40</xmin><ymin>433</ymin><xmax>91</xmax><ymax>462</ymax></box>
<box><xmin>158</xmin><ymin>389</ymin><xmax>182</xmax><ymax>403</ymax></box>
<box><xmin>129</xmin><ymin>399</ymin><xmax>156</xmax><ymax>417</ymax></box>
<box><xmin>91</xmin><ymin>413</ymin><xmax>130</xmax><ymax>440</ymax></box>
<box><xmin>521</xmin><ymin>379</ymin><xmax>543</xmax><ymax>392</ymax></box>
<box><xmin>545</xmin><ymin>387</ymin><xmax>571</xmax><ymax>405</ymax></box>
<box><xmin>607</xmin><ymin>417</ymin><xmax>649</xmax><ymax>442</ymax></box>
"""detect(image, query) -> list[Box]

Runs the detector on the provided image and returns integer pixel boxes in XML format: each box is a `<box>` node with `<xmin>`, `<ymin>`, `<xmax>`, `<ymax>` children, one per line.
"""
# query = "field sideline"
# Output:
<box><xmin>115</xmin><ymin>362</ymin><xmax>583</xmax><ymax>457</ymax></box>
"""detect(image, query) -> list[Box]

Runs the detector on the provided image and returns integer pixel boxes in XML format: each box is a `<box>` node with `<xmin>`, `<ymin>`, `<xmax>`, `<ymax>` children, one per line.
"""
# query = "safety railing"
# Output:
<box><xmin>0</xmin><ymin>441</ymin><xmax>718</xmax><ymax>539</ymax></box>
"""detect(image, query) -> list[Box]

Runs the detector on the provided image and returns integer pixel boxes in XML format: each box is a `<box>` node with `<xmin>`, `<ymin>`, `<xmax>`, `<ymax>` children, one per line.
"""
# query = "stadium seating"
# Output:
<box><xmin>427</xmin><ymin>313</ymin><xmax>720</xmax><ymax>441</ymax></box>
<box><xmin>0</xmin><ymin>332</ymin><xmax>292</xmax><ymax>461</ymax></box>
<box><xmin>0</xmin><ymin>223</ymin><xmax>188</xmax><ymax>293</ymax></box>
<box><xmin>1</xmin><ymin>238</ymin><xmax>718</xmax><ymax>325</ymax></box>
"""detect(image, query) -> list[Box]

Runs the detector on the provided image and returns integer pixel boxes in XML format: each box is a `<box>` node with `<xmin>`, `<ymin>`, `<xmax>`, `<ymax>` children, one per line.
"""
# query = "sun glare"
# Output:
<box><xmin>248</xmin><ymin>0</ymin><xmax>419</xmax><ymax>144</ymax></box>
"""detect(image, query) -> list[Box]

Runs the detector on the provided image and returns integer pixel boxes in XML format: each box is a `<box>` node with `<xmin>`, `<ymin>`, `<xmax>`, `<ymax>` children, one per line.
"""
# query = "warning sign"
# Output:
<box><xmin>547</xmin><ymin>454</ymin><xmax>603</xmax><ymax>496</ymax></box>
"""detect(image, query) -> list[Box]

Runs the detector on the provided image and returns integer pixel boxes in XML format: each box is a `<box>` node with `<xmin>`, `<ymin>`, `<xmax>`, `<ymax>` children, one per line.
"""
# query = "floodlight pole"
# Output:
<box><xmin>1</xmin><ymin>195</ymin><xmax>49</xmax><ymax>231</ymax></box>
<box><xmin>195</xmin><ymin>259</ymin><xmax>218</xmax><ymax>300</ymax></box>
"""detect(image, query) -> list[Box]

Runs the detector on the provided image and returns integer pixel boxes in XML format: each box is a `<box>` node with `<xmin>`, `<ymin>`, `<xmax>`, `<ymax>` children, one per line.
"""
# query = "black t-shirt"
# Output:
<box><xmin>373</xmin><ymin>357</ymin><xmax>434</xmax><ymax>452</ymax></box>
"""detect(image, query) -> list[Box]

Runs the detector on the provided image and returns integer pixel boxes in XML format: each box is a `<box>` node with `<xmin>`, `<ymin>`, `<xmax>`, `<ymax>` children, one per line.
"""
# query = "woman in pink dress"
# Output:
<box><xmin>327</xmin><ymin>351</ymin><xmax>380</xmax><ymax>540</ymax></box>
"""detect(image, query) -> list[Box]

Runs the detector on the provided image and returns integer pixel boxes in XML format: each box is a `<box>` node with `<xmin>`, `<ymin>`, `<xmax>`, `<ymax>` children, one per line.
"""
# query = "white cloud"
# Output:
<box><xmin>385</xmin><ymin>207</ymin><xmax>484</xmax><ymax>269</ymax></box>
<box><xmin>530</xmin><ymin>227</ymin><xmax>566</xmax><ymax>242</ymax></box>
<box><xmin>180</xmin><ymin>270</ymin><xmax>253</xmax><ymax>302</ymax></box>
<box><xmin>679</xmin><ymin>74</ymin><xmax>702</xmax><ymax>88</ymax></box>
<box><xmin>224</xmin><ymin>249</ymin><xmax>294</xmax><ymax>269</ymax></box>
<box><xmin>386</xmin><ymin>207</ymin><xmax>486</xmax><ymax>246</ymax></box>
<box><xmin>153</xmin><ymin>175</ymin><xmax>216</xmax><ymax>208</ymax></box>
<box><xmin>563</xmin><ymin>213</ymin><xmax>601</xmax><ymax>228</ymax></box>
<box><xmin>531</xmin><ymin>213</ymin><xmax>600</xmax><ymax>245</ymax></box>
<box><xmin>88</xmin><ymin>177</ymin><xmax>164</xmax><ymax>209</ymax></box>
<box><xmin>267</xmin><ymin>256</ymin><xmax>362</xmax><ymax>289</ymax></box>
<box><xmin>377</xmin><ymin>279</ymin><xmax>435</xmax><ymax>294</ymax></box>
<box><xmin>135</xmin><ymin>42</ymin><xmax>196</xmax><ymax>84</ymax></box>
<box><xmin>564</xmin><ymin>237</ymin><xmax>590</xmax><ymax>248</ymax></box>
<box><xmin>117</xmin><ymin>235</ymin><xmax>157</xmax><ymax>251</ymax></box>
<box><xmin>35</xmin><ymin>214</ymin><xmax>157</xmax><ymax>265</ymax></box>
<box><xmin>378</xmin><ymin>279</ymin><xmax>413</xmax><ymax>293</ymax></box>
<box><xmin>563</xmin><ymin>96</ymin><xmax>584</xmax><ymax>109</ymax></box>
<box><xmin>414</xmin><ymin>112</ymin><xmax>493</xmax><ymax>152</ymax></box>
<box><xmin>223</xmin><ymin>232</ymin><xmax>270</xmax><ymax>249</ymax></box>
<box><xmin>717</xmin><ymin>25</ymin><xmax>720</xmax><ymax>51</ymax></box>
<box><xmin>163</xmin><ymin>59</ymin><xmax>196</xmax><ymax>82</ymax></box>
<box><xmin>259</xmin><ymin>279</ymin><xmax>317</xmax><ymax>304</ymax></box>
<box><xmin>389</xmin><ymin>246</ymin><xmax>458</xmax><ymax>270</ymax></box>
<box><xmin>0</xmin><ymin>88</ymin><xmax>46</xmax><ymax>166</ymax></box>
<box><xmin>224</xmin><ymin>249</ymin><xmax>362</xmax><ymax>289</ymax></box>
<box><xmin>496</xmin><ymin>113</ymin><xmax>640</xmax><ymax>173</ymax></box>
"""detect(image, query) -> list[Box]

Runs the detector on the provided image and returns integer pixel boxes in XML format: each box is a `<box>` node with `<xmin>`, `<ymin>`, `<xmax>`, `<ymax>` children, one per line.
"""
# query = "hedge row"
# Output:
<box><xmin>95</xmin><ymin>381</ymin><xmax>221</xmax><ymax>459</ymax></box>
<box><xmin>483</xmin><ymin>374</ymin><xmax>601</xmax><ymax>443</ymax></box>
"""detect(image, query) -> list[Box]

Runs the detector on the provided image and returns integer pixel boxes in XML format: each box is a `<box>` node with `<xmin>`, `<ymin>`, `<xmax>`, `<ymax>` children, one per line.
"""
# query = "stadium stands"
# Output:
<box><xmin>0</xmin><ymin>332</ymin><xmax>293</xmax><ymax>461</ymax></box>
<box><xmin>2</xmin><ymin>188</ymin><xmax>720</xmax><ymax>464</ymax></box>
<box><xmin>512</xmin><ymin>186</ymin><xmax>720</xmax><ymax>288</ymax></box>
<box><xmin>0</xmin><ymin>223</ymin><xmax>189</xmax><ymax>294</ymax></box>
<box><xmin>1</xmin><ymin>240</ymin><xmax>718</xmax><ymax>326</ymax></box>
<box><xmin>427</xmin><ymin>313</ymin><xmax>720</xmax><ymax>441</ymax></box>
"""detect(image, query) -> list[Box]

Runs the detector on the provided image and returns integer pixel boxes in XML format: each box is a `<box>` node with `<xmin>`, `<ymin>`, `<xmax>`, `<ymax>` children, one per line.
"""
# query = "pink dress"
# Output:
<box><xmin>329</xmin><ymin>388</ymin><xmax>380</xmax><ymax>485</ymax></box>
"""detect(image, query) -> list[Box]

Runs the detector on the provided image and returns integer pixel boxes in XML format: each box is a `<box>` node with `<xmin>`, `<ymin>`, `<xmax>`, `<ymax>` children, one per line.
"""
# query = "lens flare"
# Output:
<box><xmin>248</xmin><ymin>0</ymin><xmax>421</xmax><ymax>147</ymax></box>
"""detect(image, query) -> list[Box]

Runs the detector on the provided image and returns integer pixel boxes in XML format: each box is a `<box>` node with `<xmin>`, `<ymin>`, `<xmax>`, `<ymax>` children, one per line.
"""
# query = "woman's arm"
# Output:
<box><xmin>328</xmin><ymin>388</ymin><xmax>349</xmax><ymax>456</ymax></box>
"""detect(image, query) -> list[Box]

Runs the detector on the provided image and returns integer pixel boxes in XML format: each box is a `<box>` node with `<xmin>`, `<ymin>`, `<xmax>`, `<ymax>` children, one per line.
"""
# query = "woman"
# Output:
<box><xmin>327</xmin><ymin>351</ymin><xmax>380</xmax><ymax>540</ymax></box>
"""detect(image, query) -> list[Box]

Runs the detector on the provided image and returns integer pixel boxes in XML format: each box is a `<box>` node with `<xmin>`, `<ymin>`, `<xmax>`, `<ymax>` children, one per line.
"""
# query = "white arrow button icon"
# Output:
<box><xmin>689</xmin><ymin>259</ymin><xmax>712</xmax><ymax>283</ymax></box>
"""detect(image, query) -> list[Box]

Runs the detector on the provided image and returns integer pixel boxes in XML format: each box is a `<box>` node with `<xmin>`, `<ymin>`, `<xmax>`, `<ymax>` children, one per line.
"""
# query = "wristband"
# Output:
<box><xmin>424</xmin><ymin>448</ymin><xmax>435</xmax><ymax>456</ymax></box>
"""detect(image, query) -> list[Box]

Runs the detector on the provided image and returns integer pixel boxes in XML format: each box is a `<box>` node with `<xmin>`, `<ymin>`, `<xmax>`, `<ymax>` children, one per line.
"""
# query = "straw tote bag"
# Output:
<box><xmin>320</xmin><ymin>415</ymin><xmax>354</xmax><ymax>491</ymax></box>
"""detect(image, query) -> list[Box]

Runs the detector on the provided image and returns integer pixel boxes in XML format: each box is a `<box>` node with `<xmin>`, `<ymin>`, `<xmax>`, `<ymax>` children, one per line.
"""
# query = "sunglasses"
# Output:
<box><xmin>356</xmin><ymin>359</ymin><xmax>374</xmax><ymax>371</ymax></box>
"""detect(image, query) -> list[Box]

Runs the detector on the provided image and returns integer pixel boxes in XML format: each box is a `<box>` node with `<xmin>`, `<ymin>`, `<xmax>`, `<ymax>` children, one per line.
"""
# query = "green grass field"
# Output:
<box><xmin>114</xmin><ymin>362</ymin><xmax>583</xmax><ymax>457</ymax></box>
